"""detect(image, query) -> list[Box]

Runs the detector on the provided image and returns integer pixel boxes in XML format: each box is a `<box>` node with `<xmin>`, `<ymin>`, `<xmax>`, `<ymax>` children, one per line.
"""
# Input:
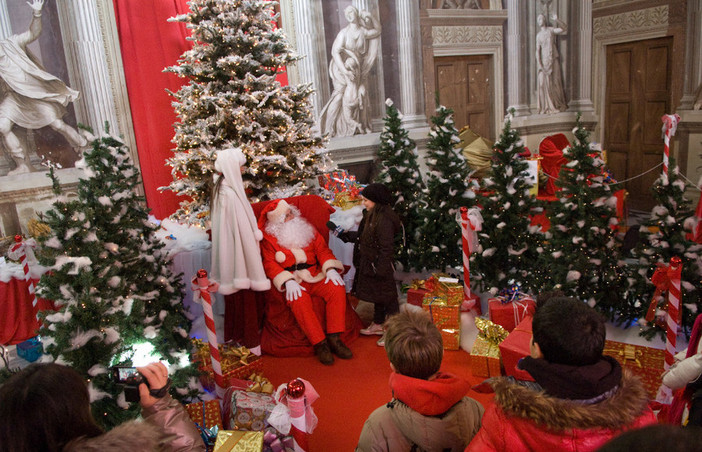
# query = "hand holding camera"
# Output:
<box><xmin>112</xmin><ymin>361</ymin><xmax>171</xmax><ymax>406</ymax></box>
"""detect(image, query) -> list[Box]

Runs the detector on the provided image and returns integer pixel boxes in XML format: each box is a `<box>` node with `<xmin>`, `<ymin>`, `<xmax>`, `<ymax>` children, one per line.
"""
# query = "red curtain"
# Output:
<box><xmin>113</xmin><ymin>0</ymin><xmax>191</xmax><ymax>220</ymax></box>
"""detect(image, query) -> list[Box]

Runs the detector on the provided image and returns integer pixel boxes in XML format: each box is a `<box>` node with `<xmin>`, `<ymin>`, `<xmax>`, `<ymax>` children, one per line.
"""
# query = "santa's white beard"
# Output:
<box><xmin>266</xmin><ymin>215</ymin><xmax>316</xmax><ymax>249</ymax></box>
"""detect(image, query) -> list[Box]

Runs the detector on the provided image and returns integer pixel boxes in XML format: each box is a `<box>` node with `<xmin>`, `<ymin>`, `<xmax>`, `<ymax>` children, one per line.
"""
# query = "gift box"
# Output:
<box><xmin>603</xmin><ymin>340</ymin><xmax>665</xmax><ymax>399</ymax></box>
<box><xmin>498</xmin><ymin>316</ymin><xmax>535</xmax><ymax>382</ymax></box>
<box><xmin>469</xmin><ymin>318</ymin><xmax>508</xmax><ymax>378</ymax></box>
<box><xmin>16</xmin><ymin>337</ymin><xmax>43</xmax><ymax>362</ymax></box>
<box><xmin>488</xmin><ymin>295</ymin><xmax>535</xmax><ymax>333</ymax></box>
<box><xmin>214</xmin><ymin>430</ymin><xmax>264</xmax><ymax>452</ymax></box>
<box><xmin>440</xmin><ymin>328</ymin><xmax>461</xmax><ymax>351</ymax></box>
<box><xmin>193</xmin><ymin>340</ymin><xmax>265</xmax><ymax>392</ymax></box>
<box><xmin>437</xmin><ymin>277</ymin><xmax>463</xmax><ymax>306</ymax></box>
<box><xmin>423</xmin><ymin>296</ymin><xmax>461</xmax><ymax>330</ymax></box>
<box><xmin>186</xmin><ymin>400</ymin><xmax>224</xmax><ymax>430</ymax></box>
<box><xmin>223</xmin><ymin>388</ymin><xmax>277</xmax><ymax>431</ymax></box>
<box><xmin>406</xmin><ymin>288</ymin><xmax>430</xmax><ymax>307</ymax></box>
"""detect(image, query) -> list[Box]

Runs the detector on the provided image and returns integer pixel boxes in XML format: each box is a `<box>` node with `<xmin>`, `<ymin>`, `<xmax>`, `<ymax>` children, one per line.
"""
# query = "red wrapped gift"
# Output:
<box><xmin>406</xmin><ymin>288</ymin><xmax>430</xmax><ymax>307</ymax></box>
<box><xmin>603</xmin><ymin>340</ymin><xmax>665</xmax><ymax>400</ymax></box>
<box><xmin>498</xmin><ymin>316</ymin><xmax>535</xmax><ymax>381</ymax></box>
<box><xmin>199</xmin><ymin>354</ymin><xmax>264</xmax><ymax>393</ymax></box>
<box><xmin>185</xmin><ymin>400</ymin><xmax>224</xmax><ymax>430</ymax></box>
<box><xmin>488</xmin><ymin>296</ymin><xmax>535</xmax><ymax>332</ymax></box>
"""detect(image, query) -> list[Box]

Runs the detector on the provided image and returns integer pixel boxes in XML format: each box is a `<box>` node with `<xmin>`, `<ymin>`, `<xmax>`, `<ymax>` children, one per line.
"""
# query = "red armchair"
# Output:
<box><xmin>224</xmin><ymin>195</ymin><xmax>362</xmax><ymax>356</ymax></box>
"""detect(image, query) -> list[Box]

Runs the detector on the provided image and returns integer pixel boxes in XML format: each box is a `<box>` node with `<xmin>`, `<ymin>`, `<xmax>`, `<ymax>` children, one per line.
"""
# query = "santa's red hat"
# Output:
<box><xmin>258</xmin><ymin>199</ymin><xmax>291</xmax><ymax>230</ymax></box>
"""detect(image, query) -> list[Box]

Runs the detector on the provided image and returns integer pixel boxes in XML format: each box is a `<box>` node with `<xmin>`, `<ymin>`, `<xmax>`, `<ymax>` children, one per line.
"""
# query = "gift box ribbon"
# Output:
<box><xmin>475</xmin><ymin>317</ymin><xmax>509</xmax><ymax>345</ymax></box>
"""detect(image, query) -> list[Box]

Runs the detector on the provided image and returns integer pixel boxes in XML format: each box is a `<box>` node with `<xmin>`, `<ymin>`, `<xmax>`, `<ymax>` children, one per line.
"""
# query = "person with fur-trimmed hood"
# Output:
<box><xmin>465</xmin><ymin>297</ymin><xmax>657</xmax><ymax>452</ymax></box>
<box><xmin>259</xmin><ymin>199</ymin><xmax>352</xmax><ymax>365</ymax></box>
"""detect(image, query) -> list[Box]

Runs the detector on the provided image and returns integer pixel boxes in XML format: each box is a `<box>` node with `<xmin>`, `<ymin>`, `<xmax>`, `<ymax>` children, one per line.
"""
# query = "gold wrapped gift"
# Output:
<box><xmin>470</xmin><ymin>318</ymin><xmax>508</xmax><ymax>377</ymax></box>
<box><xmin>437</xmin><ymin>277</ymin><xmax>463</xmax><ymax>306</ymax></box>
<box><xmin>440</xmin><ymin>328</ymin><xmax>461</xmax><ymax>351</ymax></box>
<box><xmin>332</xmin><ymin>190</ymin><xmax>362</xmax><ymax>210</ymax></box>
<box><xmin>214</xmin><ymin>430</ymin><xmax>264</xmax><ymax>452</ymax></box>
<box><xmin>422</xmin><ymin>297</ymin><xmax>460</xmax><ymax>330</ymax></box>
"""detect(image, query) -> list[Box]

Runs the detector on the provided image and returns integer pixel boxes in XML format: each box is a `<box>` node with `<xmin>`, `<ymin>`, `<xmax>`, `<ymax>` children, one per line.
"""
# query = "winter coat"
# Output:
<box><xmin>356</xmin><ymin>371</ymin><xmax>484</xmax><ymax>452</ymax></box>
<box><xmin>210</xmin><ymin>148</ymin><xmax>271</xmax><ymax>295</ymax></box>
<box><xmin>64</xmin><ymin>394</ymin><xmax>205</xmax><ymax>452</ymax></box>
<box><xmin>465</xmin><ymin>368</ymin><xmax>657</xmax><ymax>452</ymax></box>
<box><xmin>351</xmin><ymin>206</ymin><xmax>401</xmax><ymax>305</ymax></box>
<box><xmin>260</xmin><ymin>228</ymin><xmax>344</xmax><ymax>292</ymax></box>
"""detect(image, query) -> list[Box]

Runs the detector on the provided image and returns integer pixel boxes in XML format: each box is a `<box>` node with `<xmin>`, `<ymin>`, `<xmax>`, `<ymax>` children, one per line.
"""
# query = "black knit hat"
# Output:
<box><xmin>361</xmin><ymin>183</ymin><xmax>392</xmax><ymax>205</ymax></box>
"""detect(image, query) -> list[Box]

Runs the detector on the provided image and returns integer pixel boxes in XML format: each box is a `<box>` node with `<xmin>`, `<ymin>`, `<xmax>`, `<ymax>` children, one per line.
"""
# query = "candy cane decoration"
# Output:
<box><xmin>8</xmin><ymin>235</ymin><xmax>39</xmax><ymax>322</ymax></box>
<box><xmin>654</xmin><ymin>257</ymin><xmax>683</xmax><ymax>404</ymax></box>
<box><xmin>661</xmin><ymin>114</ymin><xmax>681</xmax><ymax>177</ymax></box>
<box><xmin>191</xmin><ymin>269</ymin><xmax>224</xmax><ymax>398</ymax></box>
<box><xmin>458</xmin><ymin>207</ymin><xmax>482</xmax><ymax>312</ymax></box>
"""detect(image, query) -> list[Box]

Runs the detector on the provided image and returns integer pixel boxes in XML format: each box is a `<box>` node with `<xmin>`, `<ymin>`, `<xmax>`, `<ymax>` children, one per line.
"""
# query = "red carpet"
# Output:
<box><xmin>261</xmin><ymin>334</ymin><xmax>495</xmax><ymax>451</ymax></box>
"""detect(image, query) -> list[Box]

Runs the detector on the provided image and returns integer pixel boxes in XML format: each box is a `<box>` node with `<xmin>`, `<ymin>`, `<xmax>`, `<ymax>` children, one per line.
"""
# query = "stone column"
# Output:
<box><xmin>353</xmin><ymin>0</ymin><xmax>386</xmax><ymax>132</ymax></box>
<box><xmin>505</xmin><ymin>0</ymin><xmax>530</xmax><ymax>116</ymax></box>
<box><xmin>680</xmin><ymin>0</ymin><xmax>702</xmax><ymax>109</ymax></box>
<box><xmin>284</xmin><ymin>0</ymin><xmax>329</xmax><ymax>117</ymax></box>
<box><xmin>568</xmin><ymin>0</ymin><xmax>594</xmax><ymax>112</ymax></box>
<box><xmin>0</xmin><ymin>0</ymin><xmax>11</xmax><ymax>39</ymax></box>
<box><xmin>396</xmin><ymin>0</ymin><xmax>427</xmax><ymax>128</ymax></box>
<box><xmin>54</xmin><ymin>0</ymin><xmax>120</xmax><ymax>135</ymax></box>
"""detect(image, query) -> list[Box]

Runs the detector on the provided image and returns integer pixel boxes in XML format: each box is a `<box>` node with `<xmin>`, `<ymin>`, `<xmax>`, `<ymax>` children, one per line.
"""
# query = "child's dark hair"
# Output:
<box><xmin>383</xmin><ymin>310</ymin><xmax>443</xmax><ymax>380</ymax></box>
<box><xmin>532</xmin><ymin>297</ymin><xmax>606</xmax><ymax>366</ymax></box>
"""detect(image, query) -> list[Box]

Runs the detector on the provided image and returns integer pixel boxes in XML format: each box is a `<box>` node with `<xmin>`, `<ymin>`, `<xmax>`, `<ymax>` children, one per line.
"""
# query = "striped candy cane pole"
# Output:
<box><xmin>661</xmin><ymin>114</ymin><xmax>681</xmax><ymax>177</ymax></box>
<box><xmin>458</xmin><ymin>207</ymin><xmax>481</xmax><ymax>312</ymax></box>
<box><xmin>657</xmin><ymin>257</ymin><xmax>683</xmax><ymax>404</ymax></box>
<box><xmin>191</xmin><ymin>269</ymin><xmax>224</xmax><ymax>398</ymax></box>
<box><xmin>9</xmin><ymin>235</ymin><xmax>39</xmax><ymax>322</ymax></box>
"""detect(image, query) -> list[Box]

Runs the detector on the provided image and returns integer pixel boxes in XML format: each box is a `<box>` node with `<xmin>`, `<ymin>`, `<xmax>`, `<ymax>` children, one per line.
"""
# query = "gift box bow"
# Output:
<box><xmin>475</xmin><ymin>317</ymin><xmax>509</xmax><ymax>345</ymax></box>
<box><xmin>497</xmin><ymin>284</ymin><xmax>526</xmax><ymax>303</ymax></box>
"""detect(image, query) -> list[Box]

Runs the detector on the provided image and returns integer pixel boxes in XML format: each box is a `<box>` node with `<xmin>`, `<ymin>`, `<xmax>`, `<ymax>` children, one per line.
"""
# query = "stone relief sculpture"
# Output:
<box><xmin>438</xmin><ymin>0</ymin><xmax>482</xmax><ymax>9</ymax></box>
<box><xmin>535</xmin><ymin>13</ymin><xmax>568</xmax><ymax>114</ymax></box>
<box><xmin>319</xmin><ymin>6</ymin><xmax>381</xmax><ymax>138</ymax></box>
<box><xmin>0</xmin><ymin>0</ymin><xmax>87</xmax><ymax>176</ymax></box>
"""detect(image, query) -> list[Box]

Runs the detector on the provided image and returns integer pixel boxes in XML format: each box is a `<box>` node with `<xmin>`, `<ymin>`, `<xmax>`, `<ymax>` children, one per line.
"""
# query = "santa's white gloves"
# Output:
<box><xmin>284</xmin><ymin>279</ymin><xmax>306</xmax><ymax>301</ymax></box>
<box><xmin>662</xmin><ymin>353</ymin><xmax>702</xmax><ymax>390</ymax></box>
<box><xmin>325</xmin><ymin>269</ymin><xmax>344</xmax><ymax>286</ymax></box>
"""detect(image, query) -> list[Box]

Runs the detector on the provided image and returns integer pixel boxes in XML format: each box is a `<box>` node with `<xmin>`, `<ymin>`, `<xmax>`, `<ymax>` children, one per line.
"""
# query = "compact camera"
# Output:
<box><xmin>111</xmin><ymin>366</ymin><xmax>148</xmax><ymax>402</ymax></box>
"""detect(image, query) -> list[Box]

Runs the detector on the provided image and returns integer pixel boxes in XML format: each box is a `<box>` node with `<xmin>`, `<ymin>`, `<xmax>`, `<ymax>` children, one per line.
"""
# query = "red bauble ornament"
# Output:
<box><xmin>196</xmin><ymin>269</ymin><xmax>208</xmax><ymax>279</ymax></box>
<box><xmin>14</xmin><ymin>234</ymin><xmax>22</xmax><ymax>243</ymax></box>
<box><xmin>286</xmin><ymin>378</ymin><xmax>305</xmax><ymax>399</ymax></box>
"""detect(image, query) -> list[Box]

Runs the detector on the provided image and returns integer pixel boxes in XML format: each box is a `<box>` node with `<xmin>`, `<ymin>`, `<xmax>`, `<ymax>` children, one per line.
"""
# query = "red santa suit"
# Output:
<box><xmin>259</xmin><ymin>200</ymin><xmax>347</xmax><ymax>346</ymax></box>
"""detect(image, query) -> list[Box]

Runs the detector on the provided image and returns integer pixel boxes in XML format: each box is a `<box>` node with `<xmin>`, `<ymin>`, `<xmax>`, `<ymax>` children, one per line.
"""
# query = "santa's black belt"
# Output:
<box><xmin>285</xmin><ymin>263</ymin><xmax>313</xmax><ymax>272</ymax></box>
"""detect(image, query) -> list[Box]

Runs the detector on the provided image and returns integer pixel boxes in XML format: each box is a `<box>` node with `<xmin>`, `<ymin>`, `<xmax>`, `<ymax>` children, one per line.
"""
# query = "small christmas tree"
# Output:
<box><xmin>540</xmin><ymin>115</ymin><xmax>625</xmax><ymax>315</ymax></box>
<box><xmin>162</xmin><ymin>0</ymin><xmax>328</xmax><ymax>225</ymax></box>
<box><xmin>625</xmin><ymin>161</ymin><xmax>702</xmax><ymax>340</ymax></box>
<box><xmin>375</xmin><ymin>99</ymin><xmax>426</xmax><ymax>269</ymax></box>
<box><xmin>36</xmin><ymin>129</ymin><xmax>201</xmax><ymax>429</ymax></box>
<box><xmin>412</xmin><ymin>105</ymin><xmax>476</xmax><ymax>272</ymax></box>
<box><xmin>471</xmin><ymin>113</ymin><xmax>544</xmax><ymax>294</ymax></box>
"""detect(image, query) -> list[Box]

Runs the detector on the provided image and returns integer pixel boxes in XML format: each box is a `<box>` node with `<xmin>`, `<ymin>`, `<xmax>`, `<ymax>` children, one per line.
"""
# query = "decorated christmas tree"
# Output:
<box><xmin>624</xmin><ymin>161</ymin><xmax>702</xmax><ymax>340</ymax></box>
<box><xmin>471</xmin><ymin>114</ymin><xmax>544</xmax><ymax>294</ymax></box>
<box><xmin>35</xmin><ymin>130</ymin><xmax>201</xmax><ymax>429</ymax></box>
<box><xmin>375</xmin><ymin>99</ymin><xmax>426</xmax><ymax>269</ymax></box>
<box><xmin>412</xmin><ymin>105</ymin><xmax>476</xmax><ymax>272</ymax></box>
<box><xmin>539</xmin><ymin>115</ymin><xmax>625</xmax><ymax>315</ymax></box>
<box><xmin>162</xmin><ymin>0</ymin><xmax>328</xmax><ymax>225</ymax></box>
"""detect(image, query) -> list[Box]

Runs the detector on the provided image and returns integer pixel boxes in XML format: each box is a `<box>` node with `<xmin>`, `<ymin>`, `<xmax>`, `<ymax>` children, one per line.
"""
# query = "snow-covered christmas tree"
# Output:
<box><xmin>36</xmin><ymin>130</ymin><xmax>201</xmax><ymax>429</ymax></box>
<box><xmin>539</xmin><ymin>115</ymin><xmax>625</xmax><ymax>316</ymax></box>
<box><xmin>375</xmin><ymin>99</ymin><xmax>426</xmax><ymax>269</ymax></box>
<box><xmin>412</xmin><ymin>105</ymin><xmax>476</xmax><ymax>272</ymax></box>
<box><xmin>624</xmin><ymin>161</ymin><xmax>702</xmax><ymax>340</ymax></box>
<box><xmin>163</xmin><ymin>0</ymin><xmax>328</xmax><ymax>225</ymax></box>
<box><xmin>471</xmin><ymin>113</ymin><xmax>544</xmax><ymax>294</ymax></box>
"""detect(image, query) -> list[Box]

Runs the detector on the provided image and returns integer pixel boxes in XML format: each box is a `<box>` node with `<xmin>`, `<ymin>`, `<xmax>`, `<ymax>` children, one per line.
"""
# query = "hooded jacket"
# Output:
<box><xmin>356</xmin><ymin>372</ymin><xmax>484</xmax><ymax>452</ymax></box>
<box><xmin>465</xmin><ymin>365</ymin><xmax>657</xmax><ymax>452</ymax></box>
<box><xmin>64</xmin><ymin>395</ymin><xmax>205</xmax><ymax>452</ymax></box>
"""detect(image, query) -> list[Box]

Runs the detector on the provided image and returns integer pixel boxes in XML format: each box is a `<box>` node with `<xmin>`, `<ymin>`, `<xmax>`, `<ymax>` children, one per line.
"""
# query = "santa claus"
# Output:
<box><xmin>259</xmin><ymin>199</ymin><xmax>353</xmax><ymax>365</ymax></box>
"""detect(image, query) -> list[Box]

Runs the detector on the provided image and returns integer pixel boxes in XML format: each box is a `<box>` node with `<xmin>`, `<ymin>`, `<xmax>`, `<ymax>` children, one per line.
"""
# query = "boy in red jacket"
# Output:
<box><xmin>466</xmin><ymin>297</ymin><xmax>657</xmax><ymax>452</ymax></box>
<box><xmin>356</xmin><ymin>310</ymin><xmax>484</xmax><ymax>452</ymax></box>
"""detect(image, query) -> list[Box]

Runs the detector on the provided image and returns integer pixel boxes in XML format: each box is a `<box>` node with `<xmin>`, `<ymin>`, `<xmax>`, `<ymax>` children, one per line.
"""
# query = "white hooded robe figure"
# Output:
<box><xmin>210</xmin><ymin>147</ymin><xmax>271</xmax><ymax>294</ymax></box>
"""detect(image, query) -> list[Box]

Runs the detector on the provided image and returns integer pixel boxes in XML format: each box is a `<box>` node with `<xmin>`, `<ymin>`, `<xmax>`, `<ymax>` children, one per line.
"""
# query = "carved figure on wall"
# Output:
<box><xmin>319</xmin><ymin>6</ymin><xmax>381</xmax><ymax>138</ymax></box>
<box><xmin>535</xmin><ymin>13</ymin><xmax>568</xmax><ymax>115</ymax></box>
<box><xmin>438</xmin><ymin>0</ymin><xmax>482</xmax><ymax>9</ymax></box>
<box><xmin>0</xmin><ymin>0</ymin><xmax>87</xmax><ymax>176</ymax></box>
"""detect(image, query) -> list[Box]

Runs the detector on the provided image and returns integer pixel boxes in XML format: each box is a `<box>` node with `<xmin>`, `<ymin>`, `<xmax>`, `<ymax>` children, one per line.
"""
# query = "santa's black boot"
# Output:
<box><xmin>327</xmin><ymin>333</ymin><xmax>353</xmax><ymax>359</ymax></box>
<box><xmin>313</xmin><ymin>340</ymin><xmax>334</xmax><ymax>365</ymax></box>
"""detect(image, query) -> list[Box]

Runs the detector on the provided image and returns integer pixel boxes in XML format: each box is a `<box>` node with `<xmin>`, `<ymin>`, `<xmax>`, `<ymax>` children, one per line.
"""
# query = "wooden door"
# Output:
<box><xmin>434</xmin><ymin>55</ymin><xmax>493</xmax><ymax>139</ymax></box>
<box><xmin>604</xmin><ymin>37</ymin><xmax>673</xmax><ymax>211</ymax></box>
